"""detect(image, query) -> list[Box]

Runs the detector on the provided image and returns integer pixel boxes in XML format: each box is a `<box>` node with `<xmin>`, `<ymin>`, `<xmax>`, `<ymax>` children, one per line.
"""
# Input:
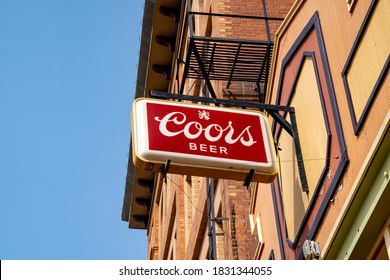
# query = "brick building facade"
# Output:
<box><xmin>122</xmin><ymin>0</ymin><xmax>389</xmax><ymax>260</ymax></box>
<box><xmin>123</xmin><ymin>0</ymin><xmax>293</xmax><ymax>260</ymax></box>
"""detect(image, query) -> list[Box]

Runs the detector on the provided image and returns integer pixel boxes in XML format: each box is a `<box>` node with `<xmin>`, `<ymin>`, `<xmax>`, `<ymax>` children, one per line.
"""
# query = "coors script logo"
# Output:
<box><xmin>146</xmin><ymin>102</ymin><xmax>268</xmax><ymax>163</ymax></box>
<box><xmin>154</xmin><ymin>111</ymin><xmax>257</xmax><ymax>147</ymax></box>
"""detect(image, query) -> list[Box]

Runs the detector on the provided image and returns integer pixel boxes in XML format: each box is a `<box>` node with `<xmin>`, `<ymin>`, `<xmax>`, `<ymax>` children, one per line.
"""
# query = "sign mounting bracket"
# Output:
<box><xmin>162</xmin><ymin>159</ymin><xmax>171</xmax><ymax>183</ymax></box>
<box><xmin>244</xmin><ymin>169</ymin><xmax>255</xmax><ymax>188</ymax></box>
<box><xmin>149</xmin><ymin>91</ymin><xmax>309</xmax><ymax>193</ymax></box>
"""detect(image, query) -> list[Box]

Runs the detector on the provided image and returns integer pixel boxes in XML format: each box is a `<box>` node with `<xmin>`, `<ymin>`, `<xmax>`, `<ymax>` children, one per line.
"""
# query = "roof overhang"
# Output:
<box><xmin>122</xmin><ymin>0</ymin><xmax>181</xmax><ymax>230</ymax></box>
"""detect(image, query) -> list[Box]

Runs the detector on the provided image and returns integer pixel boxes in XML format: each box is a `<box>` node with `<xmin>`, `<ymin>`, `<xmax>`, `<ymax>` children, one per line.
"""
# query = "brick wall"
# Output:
<box><xmin>220</xmin><ymin>180</ymin><xmax>258</xmax><ymax>260</ymax></box>
<box><xmin>218</xmin><ymin>0</ymin><xmax>292</xmax><ymax>41</ymax></box>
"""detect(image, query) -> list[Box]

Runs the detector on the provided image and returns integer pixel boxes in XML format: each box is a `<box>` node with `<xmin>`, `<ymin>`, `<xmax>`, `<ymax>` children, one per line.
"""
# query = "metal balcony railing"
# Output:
<box><xmin>177</xmin><ymin>0</ymin><xmax>284</xmax><ymax>103</ymax></box>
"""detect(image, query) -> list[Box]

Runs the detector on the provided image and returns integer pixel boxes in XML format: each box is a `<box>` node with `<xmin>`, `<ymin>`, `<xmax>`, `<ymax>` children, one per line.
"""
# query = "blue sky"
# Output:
<box><xmin>0</xmin><ymin>0</ymin><xmax>147</xmax><ymax>259</ymax></box>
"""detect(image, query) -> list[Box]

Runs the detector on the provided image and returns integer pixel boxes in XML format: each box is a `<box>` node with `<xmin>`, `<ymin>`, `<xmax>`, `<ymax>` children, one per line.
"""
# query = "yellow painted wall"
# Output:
<box><xmin>266</xmin><ymin>0</ymin><xmax>390</xmax><ymax>255</ymax></box>
<box><xmin>346</xmin><ymin>0</ymin><xmax>390</xmax><ymax>122</ymax></box>
<box><xmin>277</xmin><ymin>57</ymin><xmax>328</xmax><ymax>239</ymax></box>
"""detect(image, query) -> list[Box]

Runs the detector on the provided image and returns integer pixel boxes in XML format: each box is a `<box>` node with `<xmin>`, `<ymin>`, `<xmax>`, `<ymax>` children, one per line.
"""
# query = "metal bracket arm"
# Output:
<box><xmin>162</xmin><ymin>160</ymin><xmax>171</xmax><ymax>183</ymax></box>
<box><xmin>150</xmin><ymin>91</ymin><xmax>309</xmax><ymax>193</ymax></box>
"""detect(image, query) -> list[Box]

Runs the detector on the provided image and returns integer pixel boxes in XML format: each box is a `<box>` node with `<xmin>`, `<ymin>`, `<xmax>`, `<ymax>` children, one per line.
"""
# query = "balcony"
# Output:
<box><xmin>175</xmin><ymin>0</ymin><xmax>284</xmax><ymax>103</ymax></box>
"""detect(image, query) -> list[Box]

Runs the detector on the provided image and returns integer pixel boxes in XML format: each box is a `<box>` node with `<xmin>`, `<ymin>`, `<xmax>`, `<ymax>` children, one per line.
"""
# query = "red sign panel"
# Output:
<box><xmin>132</xmin><ymin>99</ymin><xmax>278</xmax><ymax>181</ymax></box>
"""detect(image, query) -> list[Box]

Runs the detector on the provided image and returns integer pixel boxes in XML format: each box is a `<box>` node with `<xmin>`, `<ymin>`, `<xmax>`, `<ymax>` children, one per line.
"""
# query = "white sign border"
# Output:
<box><xmin>132</xmin><ymin>98</ymin><xmax>278</xmax><ymax>175</ymax></box>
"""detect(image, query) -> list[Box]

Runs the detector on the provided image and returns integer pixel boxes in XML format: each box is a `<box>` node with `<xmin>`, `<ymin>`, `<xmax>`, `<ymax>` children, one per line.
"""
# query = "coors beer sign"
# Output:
<box><xmin>132</xmin><ymin>98</ymin><xmax>278</xmax><ymax>183</ymax></box>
